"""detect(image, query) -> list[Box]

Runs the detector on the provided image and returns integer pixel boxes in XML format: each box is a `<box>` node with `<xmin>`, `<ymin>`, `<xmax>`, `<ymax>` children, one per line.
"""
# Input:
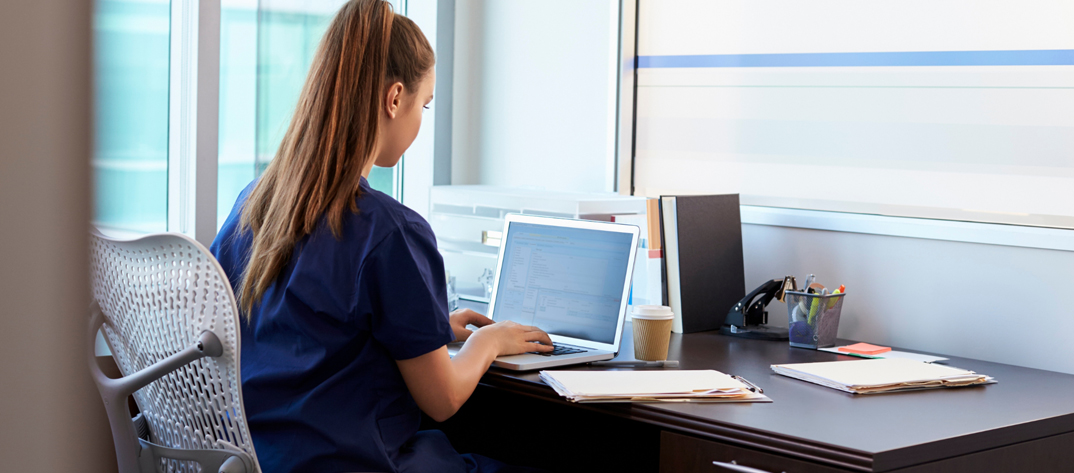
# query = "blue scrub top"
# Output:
<box><xmin>211</xmin><ymin>178</ymin><xmax>460</xmax><ymax>473</ymax></box>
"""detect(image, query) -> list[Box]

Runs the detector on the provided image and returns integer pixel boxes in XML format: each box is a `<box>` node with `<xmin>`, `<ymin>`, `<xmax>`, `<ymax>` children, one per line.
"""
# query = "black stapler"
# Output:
<box><xmin>719</xmin><ymin>276</ymin><xmax>796</xmax><ymax>341</ymax></box>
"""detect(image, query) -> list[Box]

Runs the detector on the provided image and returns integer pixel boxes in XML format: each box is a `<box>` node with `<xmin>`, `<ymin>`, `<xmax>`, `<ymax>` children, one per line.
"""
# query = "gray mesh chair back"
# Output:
<box><xmin>89</xmin><ymin>231</ymin><xmax>260</xmax><ymax>473</ymax></box>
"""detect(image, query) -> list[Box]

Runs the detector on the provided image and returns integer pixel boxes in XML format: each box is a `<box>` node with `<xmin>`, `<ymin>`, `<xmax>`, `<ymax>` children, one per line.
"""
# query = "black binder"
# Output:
<box><xmin>659</xmin><ymin>194</ymin><xmax>745</xmax><ymax>333</ymax></box>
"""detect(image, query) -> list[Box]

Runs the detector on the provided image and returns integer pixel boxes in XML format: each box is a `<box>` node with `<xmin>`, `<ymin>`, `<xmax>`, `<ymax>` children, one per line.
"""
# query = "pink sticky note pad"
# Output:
<box><xmin>838</xmin><ymin>343</ymin><xmax>891</xmax><ymax>356</ymax></box>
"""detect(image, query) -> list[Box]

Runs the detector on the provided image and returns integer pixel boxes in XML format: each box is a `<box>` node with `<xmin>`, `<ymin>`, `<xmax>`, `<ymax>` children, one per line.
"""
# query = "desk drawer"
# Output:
<box><xmin>661</xmin><ymin>431</ymin><xmax>849</xmax><ymax>473</ymax></box>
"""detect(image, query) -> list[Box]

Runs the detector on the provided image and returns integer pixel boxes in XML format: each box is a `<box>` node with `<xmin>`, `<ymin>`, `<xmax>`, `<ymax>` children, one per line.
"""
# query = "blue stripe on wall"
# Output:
<box><xmin>637</xmin><ymin>50</ymin><xmax>1074</xmax><ymax>68</ymax></box>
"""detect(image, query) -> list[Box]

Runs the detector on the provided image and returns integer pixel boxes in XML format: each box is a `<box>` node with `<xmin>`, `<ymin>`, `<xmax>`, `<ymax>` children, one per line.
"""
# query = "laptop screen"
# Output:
<box><xmin>492</xmin><ymin>221</ymin><xmax>634</xmax><ymax>344</ymax></box>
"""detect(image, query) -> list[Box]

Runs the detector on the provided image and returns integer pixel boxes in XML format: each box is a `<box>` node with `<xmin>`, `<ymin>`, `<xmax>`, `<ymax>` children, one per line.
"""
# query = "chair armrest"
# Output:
<box><xmin>89</xmin><ymin>303</ymin><xmax>224</xmax><ymax>399</ymax></box>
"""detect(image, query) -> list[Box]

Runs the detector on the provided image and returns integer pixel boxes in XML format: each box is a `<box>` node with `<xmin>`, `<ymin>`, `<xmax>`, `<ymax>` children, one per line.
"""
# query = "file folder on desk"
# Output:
<box><xmin>539</xmin><ymin>370</ymin><xmax>771</xmax><ymax>403</ymax></box>
<box><xmin>771</xmin><ymin>358</ymin><xmax>995</xmax><ymax>395</ymax></box>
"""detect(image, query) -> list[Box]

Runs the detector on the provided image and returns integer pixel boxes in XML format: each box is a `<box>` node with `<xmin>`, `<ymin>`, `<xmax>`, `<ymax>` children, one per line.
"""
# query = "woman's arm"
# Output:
<box><xmin>396</xmin><ymin>314</ymin><xmax>552</xmax><ymax>422</ymax></box>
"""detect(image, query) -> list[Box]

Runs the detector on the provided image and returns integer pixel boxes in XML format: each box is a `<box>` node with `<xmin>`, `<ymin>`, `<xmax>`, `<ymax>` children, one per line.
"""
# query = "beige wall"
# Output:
<box><xmin>0</xmin><ymin>1</ymin><xmax>111</xmax><ymax>470</ymax></box>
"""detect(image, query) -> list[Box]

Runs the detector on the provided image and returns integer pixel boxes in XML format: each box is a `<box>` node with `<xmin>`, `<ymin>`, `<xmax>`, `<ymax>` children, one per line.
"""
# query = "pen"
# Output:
<box><xmin>588</xmin><ymin>360</ymin><xmax>680</xmax><ymax>368</ymax></box>
<box><xmin>731</xmin><ymin>375</ymin><xmax>764</xmax><ymax>393</ymax></box>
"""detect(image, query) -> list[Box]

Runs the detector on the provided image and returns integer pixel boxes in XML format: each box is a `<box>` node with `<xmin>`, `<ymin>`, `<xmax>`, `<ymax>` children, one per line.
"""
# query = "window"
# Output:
<box><xmin>217</xmin><ymin>0</ymin><xmax>403</xmax><ymax>228</ymax></box>
<box><xmin>217</xmin><ymin>0</ymin><xmax>257</xmax><ymax>222</ymax></box>
<box><xmin>93</xmin><ymin>0</ymin><xmax>171</xmax><ymax>234</ymax></box>
<box><xmin>94</xmin><ymin>0</ymin><xmax>408</xmax><ymax>242</ymax></box>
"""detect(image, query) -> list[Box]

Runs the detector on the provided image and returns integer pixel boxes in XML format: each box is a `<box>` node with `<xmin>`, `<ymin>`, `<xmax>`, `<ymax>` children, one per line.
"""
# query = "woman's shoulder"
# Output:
<box><xmin>351</xmin><ymin>181</ymin><xmax>433</xmax><ymax>241</ymax></box>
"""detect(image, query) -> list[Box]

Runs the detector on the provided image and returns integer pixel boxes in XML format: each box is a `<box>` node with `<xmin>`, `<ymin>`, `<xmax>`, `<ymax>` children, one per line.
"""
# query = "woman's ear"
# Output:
<box><xmin>384</xmin><ymin>82</ymin><xmax>404</xmax><ymax>119</ymax></box>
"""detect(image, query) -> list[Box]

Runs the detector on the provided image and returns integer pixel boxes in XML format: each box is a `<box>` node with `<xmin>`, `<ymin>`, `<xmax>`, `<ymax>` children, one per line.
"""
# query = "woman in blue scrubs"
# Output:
<box><xmin>210</xmin><ymin>1</ymin><xmax>552</xmax><ymax>471</ymax></box>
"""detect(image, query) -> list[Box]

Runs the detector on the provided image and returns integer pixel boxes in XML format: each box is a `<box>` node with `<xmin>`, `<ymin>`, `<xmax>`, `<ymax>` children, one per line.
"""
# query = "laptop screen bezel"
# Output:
<box><xmin>486</xmin><ymin>213</ymin><xmax>641</xmax><ymax>353</ymax></box>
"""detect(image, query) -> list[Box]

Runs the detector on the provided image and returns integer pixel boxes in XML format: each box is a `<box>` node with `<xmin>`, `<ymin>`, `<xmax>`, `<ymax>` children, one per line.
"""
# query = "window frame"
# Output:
<box><xmin>168</xmin><ymin>0</ymin><xmax>220</xmax><ymax>248</ymax></box>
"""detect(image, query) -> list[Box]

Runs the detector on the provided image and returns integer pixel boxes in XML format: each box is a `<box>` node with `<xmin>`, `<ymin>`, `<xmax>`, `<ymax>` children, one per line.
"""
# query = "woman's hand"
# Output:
<box><xmin>397</xmin><ymin>319</ymin><xmax>552</xmax><ymax>423</ymax></box>
<box><xmin>449</xmin><ymin>308</ymin><xmax>494</xmax><ymax>342</ymax></box>
<box><xmin>468</xmin><ymin>320</ymin><xmax>554</xmax><ymax>357</ymax></box>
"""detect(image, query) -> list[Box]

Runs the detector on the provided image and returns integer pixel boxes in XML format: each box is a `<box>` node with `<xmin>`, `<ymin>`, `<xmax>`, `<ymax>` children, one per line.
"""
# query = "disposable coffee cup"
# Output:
<box><xmin>631</xmin><ymin>305</ymin><xmax>674</xmax><ymax>361</ymax></box>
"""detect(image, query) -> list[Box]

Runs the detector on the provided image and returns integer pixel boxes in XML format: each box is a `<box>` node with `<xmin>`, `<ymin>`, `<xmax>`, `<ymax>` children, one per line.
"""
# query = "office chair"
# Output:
<box><xmin>89</xmin><ymin>231</ymin><xmax>260</xmax><ymax>473</ymax></box>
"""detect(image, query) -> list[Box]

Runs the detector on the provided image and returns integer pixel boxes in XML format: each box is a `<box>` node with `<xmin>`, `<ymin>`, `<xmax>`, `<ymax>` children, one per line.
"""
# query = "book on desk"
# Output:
<box><xmin>659</xmin><ymin>194</ymin><xmax>745</xmax><ymax>334</ymax></box>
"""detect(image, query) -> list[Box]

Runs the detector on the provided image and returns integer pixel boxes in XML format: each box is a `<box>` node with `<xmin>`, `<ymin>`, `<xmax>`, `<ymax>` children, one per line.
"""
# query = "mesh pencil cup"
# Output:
<box><xmin>785</xmin><ymin>291</ymin><xmax>845</xmax><ymax>349</ymax></box>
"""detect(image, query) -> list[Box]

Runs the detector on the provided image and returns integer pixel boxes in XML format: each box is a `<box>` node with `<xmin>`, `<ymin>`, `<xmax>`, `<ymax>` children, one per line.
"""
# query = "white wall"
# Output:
<box><xmin>743</xmin><ymin>224</ymin><xmax>1074</xmax><ymax>375</ymax></box>
<box><xmin>451</xmin><ymin>0</ymin><xmax>619</xmax><ymax>192</ymax></box>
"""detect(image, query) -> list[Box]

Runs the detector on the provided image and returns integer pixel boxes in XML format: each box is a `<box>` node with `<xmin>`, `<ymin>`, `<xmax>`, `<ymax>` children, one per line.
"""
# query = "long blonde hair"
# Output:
<box><xmin>237</xmin><ymin>0</ymin><xmax>434</xmax><ymax>315</ymax></box>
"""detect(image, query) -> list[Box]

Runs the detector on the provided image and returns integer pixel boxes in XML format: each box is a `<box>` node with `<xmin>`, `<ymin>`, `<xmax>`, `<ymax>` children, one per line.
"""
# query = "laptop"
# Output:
<box><xmin>449</xmin><ymin>213</ymin><xmax>640</xmax><ymax>371</ymax></box>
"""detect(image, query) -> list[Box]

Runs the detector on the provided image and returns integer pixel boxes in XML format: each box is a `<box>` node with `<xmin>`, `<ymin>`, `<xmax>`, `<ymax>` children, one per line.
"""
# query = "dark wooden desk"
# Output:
<box><xmin>429</xmin><ymin>322</ymin><xmax>1074</xmax><ymax>473</ymax></box>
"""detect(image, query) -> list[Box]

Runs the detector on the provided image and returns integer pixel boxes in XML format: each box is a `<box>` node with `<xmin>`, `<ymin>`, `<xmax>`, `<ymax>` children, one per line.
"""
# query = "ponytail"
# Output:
<box><xmin>236</xmin><ymin>0</ymin><xmax>434</xmax><ymax>316</ymax></box>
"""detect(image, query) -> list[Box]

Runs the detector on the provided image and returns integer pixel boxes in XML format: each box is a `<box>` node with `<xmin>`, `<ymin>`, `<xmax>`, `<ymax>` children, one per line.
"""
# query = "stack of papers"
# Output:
<box><xmin>771</xmin><ymin>358</ymin><xmax>995</xmax><ymax>395</ymax></box>
<box><xmin>539</xmin><ymin>370</ymin><xmax>771</xmax><ymax>403</ymax></box>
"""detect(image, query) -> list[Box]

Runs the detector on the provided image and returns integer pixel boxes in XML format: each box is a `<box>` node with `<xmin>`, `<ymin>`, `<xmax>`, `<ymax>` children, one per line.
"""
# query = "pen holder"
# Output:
<box><xmin>785</xmin><ymin>291</ymin><xmax>845</xmax><ymax>349</ymax></box>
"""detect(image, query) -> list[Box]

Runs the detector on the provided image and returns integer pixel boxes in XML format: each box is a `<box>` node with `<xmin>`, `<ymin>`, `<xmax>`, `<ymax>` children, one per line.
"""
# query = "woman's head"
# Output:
<box><xmin>237</xmin><ymin>0</ymin><xmax>434</xmax><ymax>315</ymax></box>
<box><xmin>376</xmin><ymin>12</ymin><xmax>435</xmax><ymax>168</ymax></box>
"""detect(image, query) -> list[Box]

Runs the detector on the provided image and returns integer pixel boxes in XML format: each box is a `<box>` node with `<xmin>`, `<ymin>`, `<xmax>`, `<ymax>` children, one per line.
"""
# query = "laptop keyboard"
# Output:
<box><xmin>532</xmin><ymin>343</ymin><xmax>588</xmax><ymax>357</ymax></box>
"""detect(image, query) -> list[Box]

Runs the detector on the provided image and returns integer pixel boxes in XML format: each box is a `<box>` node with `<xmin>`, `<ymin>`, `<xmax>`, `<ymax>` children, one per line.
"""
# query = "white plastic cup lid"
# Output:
<box><xmin>631</xmin><ymin>305</ymin><xmax>674</xmax><ymax>320</ymax></box>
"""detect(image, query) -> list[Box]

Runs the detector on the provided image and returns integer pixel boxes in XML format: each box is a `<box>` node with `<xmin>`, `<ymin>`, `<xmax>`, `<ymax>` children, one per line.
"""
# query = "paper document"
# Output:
<box><xmin>539</xmin><ymin>370</ymin><xmax>771</xmax><ymax>403</ymax></box>
<box><xmin>818</xmin><ymin>346</ymin><xmax>948</xmax><ymax>363</ymax></box>
<box><xmin>771</xmin><ymin>358</ymin><xmax>994</xmax><ymax>395</ymax></box>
